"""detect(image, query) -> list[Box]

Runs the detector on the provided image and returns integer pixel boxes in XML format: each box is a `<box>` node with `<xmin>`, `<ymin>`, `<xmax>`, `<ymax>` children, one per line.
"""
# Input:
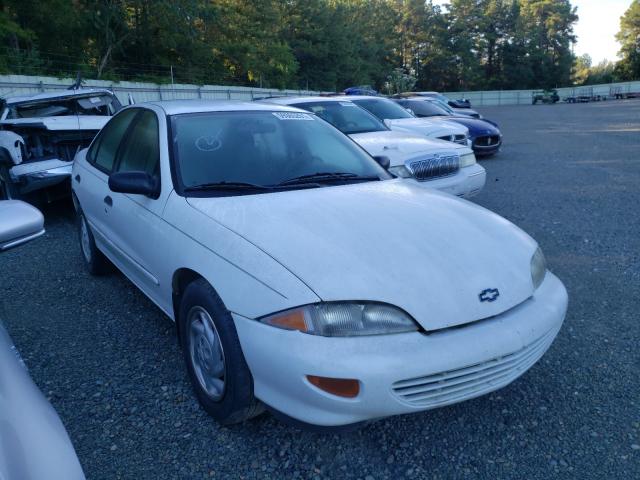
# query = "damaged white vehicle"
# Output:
<box><xmin>0</xmin><ymin>88</ymin><xmax>121</xmax><ymax>201</ymax></box>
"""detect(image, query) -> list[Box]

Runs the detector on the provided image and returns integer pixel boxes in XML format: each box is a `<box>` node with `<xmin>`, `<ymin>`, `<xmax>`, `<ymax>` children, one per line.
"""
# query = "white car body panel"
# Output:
<box><xmin>72</xmin><ymin>100</ymin><xmax>567</xmax><ymax>427</ymax></box>
<box><xmin>383</xmin><ymin>117</ymin><xmax>468</xmax><ymax>139</ymax></box>
<box><xmin>187</xmin><ymin>180</ymin><xmax>534</xmax><ymax>330</ymax></box>
<box><xmin>236</xmin><ymin>272</ymin><xmax>566</xmax><ymax>426</ymax></box>
<box><xmin>0</xmin><ymin>116</ymin><xmax>110</xmax><ymax>132</ymax></box>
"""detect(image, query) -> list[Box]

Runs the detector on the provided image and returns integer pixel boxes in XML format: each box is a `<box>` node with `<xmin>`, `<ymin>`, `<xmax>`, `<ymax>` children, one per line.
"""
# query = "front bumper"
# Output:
<box><xmin>8</xmin><ymin>159</ymin><xmax>72</xmax><ymax>194</ymax></box>
<box><xmin>234</xmin><ymin>272</ymin><xmax>568</xmax><ymax>426</ymax></box>
<box><xmin>409</xmin><ymin>163</ymin><xmax>486</xmax><ymax>198</ymax></box>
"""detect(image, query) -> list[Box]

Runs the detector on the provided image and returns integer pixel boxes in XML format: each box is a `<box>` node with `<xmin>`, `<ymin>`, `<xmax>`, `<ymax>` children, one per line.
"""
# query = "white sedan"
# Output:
<box><xmin>72</xmin><ymin>100</ymin><xmax>567</xmax><ymax>428</ymax></box>
<box><xmin>262</xmin><ymin>96</ymin><xmax>486</xmax><ymax>199</ymax></box>
<box><xmin>344</xmin><ymin>95</ymin><xmax>471</xmax><ymax>146</ymax></box>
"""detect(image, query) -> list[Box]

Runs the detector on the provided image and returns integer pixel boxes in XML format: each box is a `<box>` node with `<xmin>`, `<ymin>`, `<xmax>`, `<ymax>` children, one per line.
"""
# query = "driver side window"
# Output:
<box><xmin>88</xmin><ymin>108</ymin><xmax>139</xmax><ymax>174</ymax></box>
<box><xmin>114</xmin><ymin>110</ymin><xmax>160</xmax><ymax>177</ymax></box>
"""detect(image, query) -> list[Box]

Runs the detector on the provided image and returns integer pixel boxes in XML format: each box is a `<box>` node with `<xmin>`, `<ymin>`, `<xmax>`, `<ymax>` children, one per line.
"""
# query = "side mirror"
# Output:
<box><xmin>405</xmin><ymin>108</ymin><xmax>415</xmax><ymax>115</ymax></box>
<box><xmin>373</xmin><ymin>155</ymin><xmax>391</xmax><ymax>170</ymax></box>
<box><xmin>108</xmin><ymin>171</ymin><xmax>159</xmax><ymax>198</ymax></box>
<box><xmin>0</xmin><ymin>200</ymin><xmax>45</xmax><ymax>251</ymax></box>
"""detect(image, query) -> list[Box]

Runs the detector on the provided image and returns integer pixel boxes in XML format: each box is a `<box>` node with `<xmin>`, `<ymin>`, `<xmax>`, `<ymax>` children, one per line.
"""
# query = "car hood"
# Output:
<box><xmin>384</xmin><ymin>118</ymin><xmax>468</xmax><ymax>138</ymax></box>
<box><xmin>186</xmin><ymin>180</ymin><xmax>537</xmax><ymax>331</ymax></box>
<box><xmin>436</xmin><ymin>117</ymin><xmax>501</xmax><ymax>135</ymax></box>
<box><xmin>349</xmin><ymin>130</ymin><xmax>469</xmax><ymax>167</ymax></box>
<box><xmin>0</xmin><ymin>116</ymin><xmax>110</xmax><ymax>131</ymax></box>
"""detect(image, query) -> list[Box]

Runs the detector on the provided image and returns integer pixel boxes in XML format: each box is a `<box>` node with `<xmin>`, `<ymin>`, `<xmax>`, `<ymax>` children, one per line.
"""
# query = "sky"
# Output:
<box><xmin>433</xmin><ymin>0</ymin><xmax>633</xmax><ymax>64</ymax></box>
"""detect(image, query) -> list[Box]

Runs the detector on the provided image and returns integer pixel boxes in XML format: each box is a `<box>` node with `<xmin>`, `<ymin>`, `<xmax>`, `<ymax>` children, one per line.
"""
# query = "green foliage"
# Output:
<box><xmin>385</xmin><ymin>67</ymin><xmax>417</xmax><ymax>94</ymax></box>
<box><xmin>0</xmin><ymin>0</ymin><xmax>592</xmax><ymax>90</ymax></box>
<box><xmin>615</xmin><ymin>0</ymin><xmax>640</xmax><ymax>81</ymax></box>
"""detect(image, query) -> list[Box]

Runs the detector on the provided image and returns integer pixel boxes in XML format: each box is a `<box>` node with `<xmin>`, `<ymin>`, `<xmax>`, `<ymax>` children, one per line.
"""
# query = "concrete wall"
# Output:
<box><xmin>0</xmin><ymin>74</ymin><xmax>319</xmax><ymax>104</ymax></box>
<box><xmin>444</xmin><ymin>81</ymin><xmax>640</xmax><ymax>106</ymax></box>
<box><xmin>1</xmin><ymin>73</ymin><xmax>639</xmax><ymax>107</ymax></box>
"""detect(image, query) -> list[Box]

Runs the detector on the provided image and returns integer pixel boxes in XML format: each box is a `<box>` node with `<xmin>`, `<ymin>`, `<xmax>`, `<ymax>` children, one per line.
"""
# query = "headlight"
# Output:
<box><xmin>459</xmin><ymin>152</ymin><xmax>476</xmax><ymax>167</ymax></box>
<box><xmin>531</xmin><ymin>247</ymin><xmax>547</xmax><ymax>289</ymax></box>
<box><xmin>388</xmin><ymin>165</ymin><xmax>413</xmax><ymax>178</ymax></box>
<box><xmin>261</xmin><ymin>302</ymin><xmax>419</xmax><ymax>336</ymax></box>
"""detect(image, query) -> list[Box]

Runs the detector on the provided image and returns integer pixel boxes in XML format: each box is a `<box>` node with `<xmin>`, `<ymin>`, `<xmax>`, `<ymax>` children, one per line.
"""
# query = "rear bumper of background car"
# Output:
<box><xmin>8</xmin><ymin>159</ymin><xmax>72</xmax><ymax>195</ymax></box>
<box><xmin>234</xmin><ymin>272</ymin><xmax>568</xmax><ymax>427</ymax></box>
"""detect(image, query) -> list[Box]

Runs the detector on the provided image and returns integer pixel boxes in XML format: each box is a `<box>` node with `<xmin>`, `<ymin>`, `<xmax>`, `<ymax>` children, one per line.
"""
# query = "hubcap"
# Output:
<box><xmin>188</xmin><ymin>306</ymin><xmax>226</xmax><ymax>401</ymax></box>
<box><xmin>80</xmin><ymin>216</ymin><xmax>92</xmax><ymax>263</ymax></box>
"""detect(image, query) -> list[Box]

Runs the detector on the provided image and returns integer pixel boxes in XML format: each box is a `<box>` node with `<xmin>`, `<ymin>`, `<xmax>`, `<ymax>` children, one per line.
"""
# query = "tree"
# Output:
<box><xmin>615</xmin><ymin>0</ymin><xmax>640</xmax><ymax>80</ymax></box>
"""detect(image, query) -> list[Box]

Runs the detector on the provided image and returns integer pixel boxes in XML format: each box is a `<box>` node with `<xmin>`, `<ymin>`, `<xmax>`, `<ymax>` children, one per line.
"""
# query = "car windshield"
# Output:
<box><xmin>351</xmin><ymin>98</ymin><xmax>414</xmax><ymax>120</ymax></box>
<box><xmin>429</xmin><ymin>99</ymin><xmax>456</xmax><ymax>115</ymax></box>
<box><xmin>6</xmin><ymin>94</ymin><xmax>120</xmax><ymax>119</ymax></box>
<box><xmin>397</xmin><ymin>100</ymin><xmax>450</xmax><ymax>117</ymax></box>
<box><xmin>171</xmin><ymin>110</ymin><xmax>389</xmax><ymax>196</ymax></box>
<box><xmin>292</xmin><ymin>101</ymin><xmax>388</xmax><ymax>135</ymax></box>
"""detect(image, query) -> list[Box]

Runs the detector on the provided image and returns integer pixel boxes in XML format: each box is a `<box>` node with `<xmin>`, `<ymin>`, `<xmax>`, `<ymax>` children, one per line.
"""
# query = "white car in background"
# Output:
<box><xmin>344</xmin><ymin>95</ymin><xmax>470</xmax><ymax>146</ymax></box>
<box><xmin>261</xmin><ymin>96</ymin><xmax>485</xmax><ymax>199</ymax></box>
<box><xmin>72</xmin><ymin>100</ymin><xmax>567</xmax><ymax>429</ymax></box>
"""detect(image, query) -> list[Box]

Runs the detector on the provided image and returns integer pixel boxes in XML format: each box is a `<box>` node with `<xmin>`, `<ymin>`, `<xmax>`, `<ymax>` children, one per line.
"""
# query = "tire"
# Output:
<box><xmin>179</xmin><ymin>279</ymin><xmax>264</xmax><ymax>425</ymax></box>
<box><xmin>77</xmin><ymin>211</ymin><xmax>111</xmax><ymax>275</ymax></box>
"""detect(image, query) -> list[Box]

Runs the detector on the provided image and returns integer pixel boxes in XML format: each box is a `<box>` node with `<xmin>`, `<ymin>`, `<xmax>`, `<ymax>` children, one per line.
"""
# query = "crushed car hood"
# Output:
<box><xmin>187</xmin><ymin>180</ymin><xmax>537</xmax><ymax>330</ymax></box>
<box><xmin>0</xmin><ymin>116</ymin><xmax>109</xmax><ymax>131</ymax></box>
<box><xmin>349</xmin><ymin>130</ymin><xmax>469</xmax><ymax>167</ymax></box>
<box><xmin>384</xmin><ymin>118</ymin><xmax>468</xmax><ymax>138</ymax></box>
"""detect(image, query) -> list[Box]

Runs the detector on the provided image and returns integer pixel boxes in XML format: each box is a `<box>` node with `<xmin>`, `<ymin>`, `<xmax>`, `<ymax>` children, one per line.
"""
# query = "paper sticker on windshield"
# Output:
<box><xmin>340</xmin><ymin>102</ymin><xmax>356</xmax><ymax>106</ymax></box>
<box><xmin>89</xmin><ymin>96</ymin><xmax>101</xmax><ymax>104</ymax></box>
<box><xmin>272</xmin><ymin>112</ymin><xmax>314</xmax><ymax>121</ymax></box>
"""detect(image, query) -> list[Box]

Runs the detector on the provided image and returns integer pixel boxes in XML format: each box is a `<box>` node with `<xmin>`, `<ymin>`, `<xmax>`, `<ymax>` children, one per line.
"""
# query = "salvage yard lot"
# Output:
<box><xmin>1</xmin><ymin>100</ymin><xmax>639</xmax><ymax>479</ymax></box>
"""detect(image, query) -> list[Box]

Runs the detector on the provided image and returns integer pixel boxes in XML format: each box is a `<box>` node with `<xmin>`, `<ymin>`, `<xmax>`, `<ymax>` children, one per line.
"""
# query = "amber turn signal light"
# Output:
<box><xmin>307</xmin><ymin>375</ymin><xmax>360</xmax><ymax>398</ymax></box>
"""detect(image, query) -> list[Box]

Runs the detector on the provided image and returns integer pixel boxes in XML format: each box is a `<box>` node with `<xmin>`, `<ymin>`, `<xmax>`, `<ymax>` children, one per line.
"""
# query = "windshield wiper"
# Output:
<box><xmin>183</xmin><ymin>181</ymin><xmax>275</xmax><ymax>192</ymax></box>
<box><xmin>183</xmin><ymin>180</ymin><xmax>322</xmax><ymax>193</ymax></box>
<box><xmin>277</xmin><ymin>172</ymin><xmax>380</xmax><ymax>186</ymax></box>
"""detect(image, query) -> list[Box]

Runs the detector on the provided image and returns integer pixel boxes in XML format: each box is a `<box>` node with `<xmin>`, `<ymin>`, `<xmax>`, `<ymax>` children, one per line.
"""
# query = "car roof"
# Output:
<box><xmin>260</xmin><ymin>96</ymin><xmax>355</xmax><ymax>106</ymax></box>
<box><xmin>340</xmin><ymin>95</ymin><xmax>393</xmax><ymax>102</ymax></box>
<box><xmin>146</xmin><ymin>99</ymin><xmax>311</xmax><ymax>115</ymax></box>
<box><xmin>4</xmin><ymin>88</ymin><xmax>116</xmax><ymax>105</ymax></box>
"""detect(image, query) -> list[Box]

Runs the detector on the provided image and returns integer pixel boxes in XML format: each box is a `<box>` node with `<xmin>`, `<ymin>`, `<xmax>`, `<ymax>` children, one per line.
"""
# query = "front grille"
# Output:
<box><xmin>391</xmin><ymin>328</ymin><xmax>557</xmax><ymax>408</ymax></box>
<box><xmin>409</xmin><ymin>154</ymin><xmax>459</xmax><ymax>181</ymax></box>
<box><xmin>474</xmin><ymin>135</ymin><xmax>500</xmax><ymax>147</ymax></box>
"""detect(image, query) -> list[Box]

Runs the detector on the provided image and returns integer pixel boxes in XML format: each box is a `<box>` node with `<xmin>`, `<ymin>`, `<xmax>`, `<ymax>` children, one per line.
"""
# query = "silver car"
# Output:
<box><xmin>0</xmin><ymin>200</ymin><xmax>85</xmax><ymax>479</ymax></box>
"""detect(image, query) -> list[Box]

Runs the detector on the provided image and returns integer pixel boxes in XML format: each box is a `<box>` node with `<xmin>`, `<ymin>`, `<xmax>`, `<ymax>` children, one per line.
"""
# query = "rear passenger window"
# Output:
<box><xmin>89</xmin><ymin>109</ymin><xmax>138</xmax><ymax>174</ymax></box>
<box><xmin>114</xmin><ymin>110</ymin><xmax>160</xmax><ymax>177</ymax></box>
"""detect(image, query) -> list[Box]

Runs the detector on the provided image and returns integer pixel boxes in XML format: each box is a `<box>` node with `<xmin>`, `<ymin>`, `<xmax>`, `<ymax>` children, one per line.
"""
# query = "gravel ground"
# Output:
<box><xmin>1</xmin><ymin>99</ymin><xmax>639</xmax><ymax>479</ymax></box>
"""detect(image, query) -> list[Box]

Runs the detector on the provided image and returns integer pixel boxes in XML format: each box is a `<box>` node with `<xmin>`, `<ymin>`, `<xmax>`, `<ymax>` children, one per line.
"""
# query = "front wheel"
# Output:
<box><xmin>179</xmin><ymin>279</ymin><xmax>264</xmax><ymax>425</ymax></box>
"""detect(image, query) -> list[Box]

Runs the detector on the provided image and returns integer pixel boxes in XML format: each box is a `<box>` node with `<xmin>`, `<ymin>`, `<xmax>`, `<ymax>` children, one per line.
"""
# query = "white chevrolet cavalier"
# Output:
<box><xmin>72</xmin><ymin>100</ymin><xmax>568</xmax><ymax>428</ymax></box>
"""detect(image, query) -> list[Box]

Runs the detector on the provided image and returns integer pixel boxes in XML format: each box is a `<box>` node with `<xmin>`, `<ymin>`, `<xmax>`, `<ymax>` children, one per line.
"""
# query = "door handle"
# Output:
<box><xmin>74</xmin><ymin>174</ymin><xmax>81</xmax><ymax>183</ymax></box>
<box><xmin>104</xmin><ymin>195</ymin><xmax>113</xmax><ymax>207</ymax></box>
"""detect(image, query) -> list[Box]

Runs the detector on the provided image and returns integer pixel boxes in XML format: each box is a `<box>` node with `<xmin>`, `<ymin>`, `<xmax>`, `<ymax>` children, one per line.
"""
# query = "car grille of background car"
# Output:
<box><xmin>409</xmin><ymin>154</ymin><xmax>460</xmax><ymax>181</ymax></box>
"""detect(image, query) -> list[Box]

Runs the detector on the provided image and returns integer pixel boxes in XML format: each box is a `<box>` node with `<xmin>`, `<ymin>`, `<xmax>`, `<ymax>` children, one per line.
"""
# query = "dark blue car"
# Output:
<box><xmin>394</xmin><ymin>97</ymin><xmax>502</xmax><ymax>156</ymax></box>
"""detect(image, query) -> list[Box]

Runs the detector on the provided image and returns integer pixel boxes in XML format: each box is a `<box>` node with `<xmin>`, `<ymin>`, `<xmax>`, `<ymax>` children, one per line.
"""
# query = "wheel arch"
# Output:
<box><xmin>172</xmin><ymin>267</ymin><xmax>206</xmax><ymax>340</ymax></box>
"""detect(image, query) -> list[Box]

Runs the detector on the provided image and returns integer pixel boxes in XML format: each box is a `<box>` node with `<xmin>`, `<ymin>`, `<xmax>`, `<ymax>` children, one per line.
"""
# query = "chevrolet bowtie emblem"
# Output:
<box><xmin>479</xmin><ymin>288</ymin><xmax>500</xmax><ymax>302</ymax></box>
